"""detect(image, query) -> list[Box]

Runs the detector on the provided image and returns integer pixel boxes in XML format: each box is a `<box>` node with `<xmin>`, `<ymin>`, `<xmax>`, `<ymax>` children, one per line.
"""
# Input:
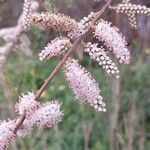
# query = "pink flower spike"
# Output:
<box><xmin>0</xmin><ymin>120</ymin><xmax>17</xmax><ymax>150</ymax></box>
<box><xmin>16</xmin><ymin>123</ymin><xmax>32</xmax><ymax>138</ymax></box>
<box><xmin>94</xmin><ymin>19</ymin><xmax>130</xmax><ymax>64</ymax></box>
<box><xmin>68</xmin><ymin>12</ymin><xmax>96</xmax><ymax>38</ymax></box>
<box><xmin>39</xmin><ymin>37</ymin><xmax>71</xmax><ymax>61</ymax></box>
<box><xmin>84</xmin><ymin>42</ymin><xmax>120</xmax><ymax>78</ymax></box>
<box><xmin>35</xmin><ymin>101</ymin><xmax>63</xmax><ymax>128</ymax></box>
<box><xmin>64</xmin><ymin>58</ymin><xmax>106</xmax><ymax>112</ymax></box>
<box><xmin>18</xmin><ymin>0</ymin><xmax>39</xmax><ymax>30</ymax></box>
<box><xmin>15</xmin><ymin>92</ymin><xmax>41</xmax><ymax>118</ymax></box>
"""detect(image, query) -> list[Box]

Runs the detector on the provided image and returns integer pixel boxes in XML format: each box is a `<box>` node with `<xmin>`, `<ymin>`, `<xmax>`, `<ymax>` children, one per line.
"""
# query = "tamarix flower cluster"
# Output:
<box><xmin>64</xmin><ymin>58</ymin><xmax>106</xmax><ymax>112</ymax></box>
<box><xmin>0</xmin><ymin>92</ymin><xmax>63</xmax><ymax>149</ymax></box>
<box><xmin>84</xmin><ymin>42</ymin><xmax>120</xmax><ymax>78</ymax></box>
<box><xmin>39</xmin><ymin>37</ymin><xmax>71</xmax><ymax>61</ymax></box>
<box><xmin>94</xmin><ymin>19</ymin><xmax>130</xmax><ymax>64</ymax></box>
<box><xmin>110</xmin><ymin>0</ymin><xmax>150</xmax><ymax>28</ymax></box>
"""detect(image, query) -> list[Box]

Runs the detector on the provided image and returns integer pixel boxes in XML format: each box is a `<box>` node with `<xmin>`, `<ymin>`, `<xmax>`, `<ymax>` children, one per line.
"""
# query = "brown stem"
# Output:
<box><xmin>13</xmin><ymin>0</ymin><xmax>112</xmax><ymax>134</ymax></box>
<box><xmin>14</xmin><ymin>114</ymin><xmax>26</xmax><ymax>133</ymax></box>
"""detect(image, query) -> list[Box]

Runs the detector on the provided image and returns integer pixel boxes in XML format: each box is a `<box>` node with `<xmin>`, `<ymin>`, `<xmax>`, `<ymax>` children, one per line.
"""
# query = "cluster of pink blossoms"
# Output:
<box><xmin>94</xmin><ymin>19</ymin><xmax>130</xmax><ymax>64</ymax></box>
<box><xmin>0</xmin><ymin>120</ymin><xmax>17</xmax><ymax>150</ymax></box>
<box><xmin>64</xmin><ymin>58</ymin><xmax>106</xmax><ymax>112</ymax></box>
<box><xmin>18</xmin><ymin>0</ymin><xmax>39</xmax><ymax>30</ymax></box>
<box><xmin>0</xmin><ymin>92</ymin><xmax>63</xmax><ymax>149</ymax></box>
<box><xmin>35</xmin><ymin>101</ymin><xmax>63</xmax><ymax>128</ymax></box>
<box><xmin>84</xmin><ymin>42</ymin><xmax>120</xmax><ymax>78</ymax></box>
<box><xmin>68</xmin><ymin>12</ymin><xmax>96</xmax><ymax>38</ymax></box>
<box><xmin>68</xmin><ymin>13</ymin><xmax>130</xmax><ymax>65</ymax></box>
<box><xmin>15</xmin><ymin>92</ymin><xmax>40</xmax><ymax>117</ymax></box>
<box><xmin>39</xmin><ymin>37</ymin><xmax>70</xmax><ymax>61</ymax></box>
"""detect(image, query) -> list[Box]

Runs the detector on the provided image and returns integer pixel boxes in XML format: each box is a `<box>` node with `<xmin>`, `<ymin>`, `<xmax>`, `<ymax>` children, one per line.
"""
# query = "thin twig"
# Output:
<box><xmin>14</xmin><ymin>114</ymin><xmax>26</xmax><ymax>133</ymax></box>
<box><xmin>13</xmin><ymin>0</ymin><xmax>112</xmax><ymax>134</ymax></box>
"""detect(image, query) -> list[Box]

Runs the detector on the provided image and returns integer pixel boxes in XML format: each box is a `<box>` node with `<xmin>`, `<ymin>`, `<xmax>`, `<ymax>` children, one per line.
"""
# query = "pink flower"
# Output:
<box><xmin>35</xmin><ymin>101</ymin><xmax>63</xmax><ymax>128</ymax></box>
<box><xmin>18</xmin><ymin>0</ymin><xmax>39</xmax><ymax>30</ymax></box>
<box><xmin>18</xmin><ymin>0</ymin><xmax>33</xmax><ymax>30</ymax></box>
<box><xmin>0</xmin><ymin>120</ymin><xmax>17</xmax><ymax>150</ymax></box>
<box><xmin>16</xmin><ymin>101</ymin><xmax>63</xmax><ymax>137</ymax></box>
<box><xmin>16</xmin><ymin>124</ymin><xmax>32</xmax><ymax>138</ymax></box>
<box><xmin>94</xmin><ymin>19</ymin><xmax>130</xmax><ymax>64</ymax></box>
<box><xmin>39</xmin><ymin>37</ymin><xmax>71</xmax><ymax>61</ymax></box>
<box><xmin>15</xmin><ymin>92</ymin><xmax>41</xmax><ymax>118</ymax></box>
<box><xmin>64</xmin><ymin>58</ymin><xmax>106</xmax><ymax>112</ymax></box>
<box><xmin>84</xmin><ymin>42</ymin><xmax>120</xmax><ymax>78</ymax></box>
<box><xmin>68</xmin><ymin>12</ymin><xmax>96</xmax><ymax>38</ymax></box>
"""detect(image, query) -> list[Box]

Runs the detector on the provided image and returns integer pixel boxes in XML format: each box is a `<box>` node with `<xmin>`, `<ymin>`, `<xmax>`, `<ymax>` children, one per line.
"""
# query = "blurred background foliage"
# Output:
<box><xmin>0</xmin><ymin>0</ymin><xmax>150</xmax><ymax>150</ymax></box>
